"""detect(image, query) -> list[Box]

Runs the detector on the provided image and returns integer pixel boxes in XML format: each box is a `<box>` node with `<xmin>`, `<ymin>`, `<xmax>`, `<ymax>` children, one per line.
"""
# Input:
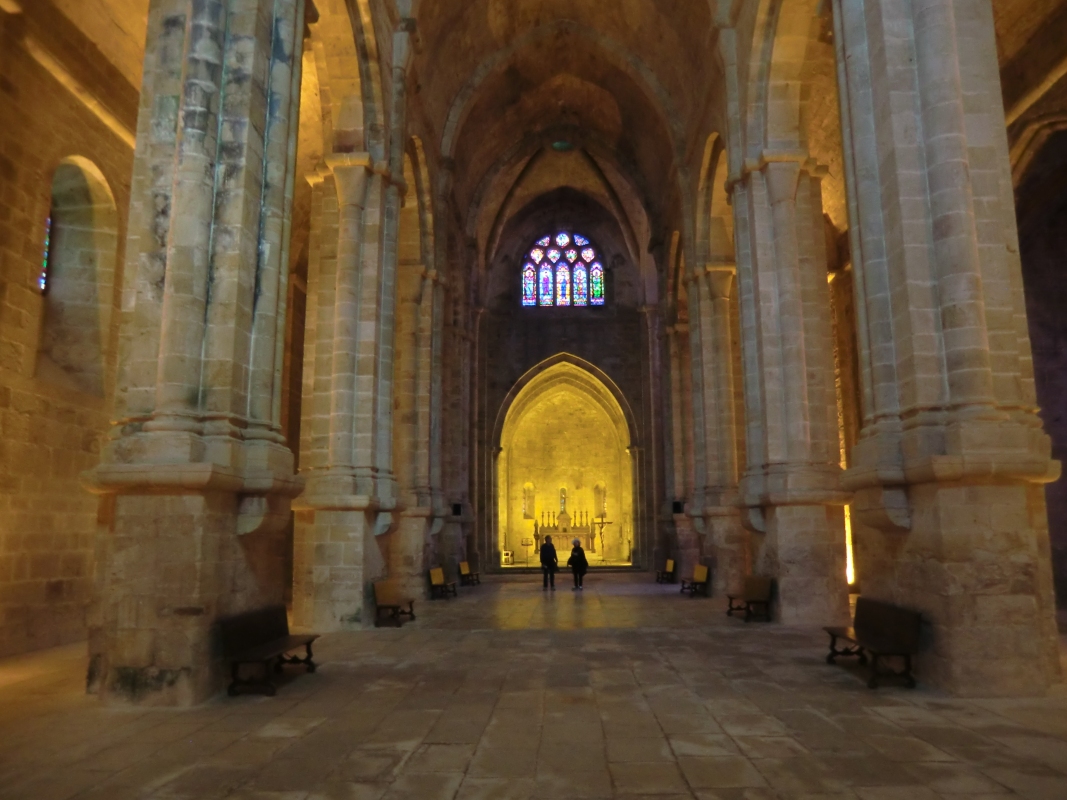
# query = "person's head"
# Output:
<box><xmin>544</xmin><ymin>535</ymin><xmax>551</xmax><ymax>543</ymax></box>
<box><xmin>573</xmin><ymin>538</ymin><xmax>581</xmax><ymax>547</ymax></box>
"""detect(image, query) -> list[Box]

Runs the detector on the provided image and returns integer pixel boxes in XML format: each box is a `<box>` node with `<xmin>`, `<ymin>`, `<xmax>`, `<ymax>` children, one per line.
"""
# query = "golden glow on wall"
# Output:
<box><xmin>497</xmin><ymin>361</ymin><xmax>633</xmax><ymax>567</ymax></box>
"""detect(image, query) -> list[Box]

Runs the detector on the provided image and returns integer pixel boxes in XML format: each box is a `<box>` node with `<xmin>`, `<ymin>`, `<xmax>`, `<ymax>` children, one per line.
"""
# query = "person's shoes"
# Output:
<box><xmin>579</xmin><ymin>586</ymin><xmax>584</xmax><ymax>590</ymax></box>
<box><xmin>550</xmin><ymin>586</ymin><xmax>555</xmax><ymax>591</ymax></box>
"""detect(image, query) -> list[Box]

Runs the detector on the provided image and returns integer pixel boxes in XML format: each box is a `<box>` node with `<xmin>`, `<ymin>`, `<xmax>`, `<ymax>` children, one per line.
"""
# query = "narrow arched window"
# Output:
<box><xmin>40</xmin><ymin>214</ymin><xmax>52</xmax><ymax>294</ymax></box>
<box><xmin>522</xmin><ymin>232</ymin><xmax>604</xmax><ymax>308</ymax></box>
<box><xmin>36</xmin><ymin>158</ymin><xmax>119</xmax><ymax>396</ymax></box>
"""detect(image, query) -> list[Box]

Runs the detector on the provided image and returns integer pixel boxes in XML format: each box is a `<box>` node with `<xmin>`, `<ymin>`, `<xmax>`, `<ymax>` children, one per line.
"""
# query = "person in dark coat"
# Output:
<box><xmin>567</xmin><ymin>538</ymin><xmax>588</xmax><ymax>590</ymax></box>
<box><xmin>539</xmin><ymin>535</ymin><xmax>558</xmax><ymax>590</ymax></box>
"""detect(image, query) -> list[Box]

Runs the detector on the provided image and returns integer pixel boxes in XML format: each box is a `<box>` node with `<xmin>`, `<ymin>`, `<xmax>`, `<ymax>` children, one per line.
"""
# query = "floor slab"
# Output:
<box><xmin>1</xmin><ymin>574</ymin><xmax>1066</xmax><ymax>800</ymax></box>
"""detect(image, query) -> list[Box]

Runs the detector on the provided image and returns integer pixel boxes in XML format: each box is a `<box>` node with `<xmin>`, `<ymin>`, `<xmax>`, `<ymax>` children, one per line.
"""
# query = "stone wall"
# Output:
<box><xmin>0</xmin><ymin>6</ymin><xmax>135</xmax><ymax>657</ymax></box>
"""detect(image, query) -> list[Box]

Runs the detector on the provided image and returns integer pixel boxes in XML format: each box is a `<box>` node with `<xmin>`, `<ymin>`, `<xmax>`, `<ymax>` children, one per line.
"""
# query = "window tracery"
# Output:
<box><xmin>521</xmin><ymin>232</ymin><xmax>604</xmax><ymax>307</ymax></box>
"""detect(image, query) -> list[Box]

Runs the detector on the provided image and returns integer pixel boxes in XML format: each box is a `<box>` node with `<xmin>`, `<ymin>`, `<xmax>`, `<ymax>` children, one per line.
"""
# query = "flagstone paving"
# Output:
<box><xmin>1</xmin><ymin>574</ymin><xmax>1066</xmax><ymax>800</ymax></box>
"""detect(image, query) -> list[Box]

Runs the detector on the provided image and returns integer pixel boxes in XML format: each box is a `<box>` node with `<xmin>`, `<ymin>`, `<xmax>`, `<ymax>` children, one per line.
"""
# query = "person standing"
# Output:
<box><xmin>568</xmin><ymin>538</ymin><xmax>588</xmax><ymax>590</ymax></box>
<box><xmin>540</xmin><ymin>535</ymin><xmax>558</xmax><ymax>591</ymax></box>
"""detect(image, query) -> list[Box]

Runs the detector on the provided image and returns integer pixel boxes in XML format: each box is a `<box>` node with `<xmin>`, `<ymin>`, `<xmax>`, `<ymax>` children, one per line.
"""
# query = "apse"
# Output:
<box><xmin>496</xmin><ymin>360</ymin><xmax>634</xmax><ymax>568</ymax></box>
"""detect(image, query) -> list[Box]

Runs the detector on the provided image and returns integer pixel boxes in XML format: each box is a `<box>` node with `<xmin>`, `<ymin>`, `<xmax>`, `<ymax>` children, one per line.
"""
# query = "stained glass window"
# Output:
<box><xmin>573</xmin><ymin>263</ymin><xmax>588</xmax><ymax>306</ymax></box>
<box><xmin>39</xmin><ymin>214</ymin><xmax>52</xmax><ymax>295</ymax></box>
<box><xmin>522</xmin><ymin>263</ymin><xmax>537</xmax><ymax>306</ymax></box>
<box><xmin>556</xmin><ymin>263</ymin><xmax>571</xmax><ymax>306</ymax></box>
<box><xmin>590</xmin><ymin>262</ymin><xmax>605</xmax><ymax>306</ymax></box>
<box><xmin>521</xmin><ymin>232</ymin><xmax>604</xmax><ymax>308</ymax></box>
<box><xmin>539</xmin><ymin>264</ymin><xmax>554</xmax><ymax>306</ymax></box>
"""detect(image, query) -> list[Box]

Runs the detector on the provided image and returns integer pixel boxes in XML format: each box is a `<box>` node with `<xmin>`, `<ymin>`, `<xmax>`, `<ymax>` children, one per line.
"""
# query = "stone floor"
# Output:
<box><xmin>3</xmin><ymin>574</ymin><xmax>1067</xmax><ymax>800</ymax></box>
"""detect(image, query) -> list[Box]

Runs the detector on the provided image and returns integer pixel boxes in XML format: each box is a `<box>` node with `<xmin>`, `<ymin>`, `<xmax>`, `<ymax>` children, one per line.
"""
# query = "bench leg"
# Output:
<box><xmin>281</xmin><ymin>642</ymin><xmax>316</xmax><ymax>672</ymax></box>
<box><xmin>827</xmin><ymin>634</ymin><xmax>864</xmax><ymax>664</ymax></box>
<box><xmin>903</xmin><ymin>654</ymin><xmax>915</xmax><ymax>689</ymax></box>
<box><xmin>867</xmin><ymin>653</ymin><xmax>880</xmax><ymax>689</ymax></box>
<box><xmin>228</xmin><ymin>660</ymin><xmax>277</xmax><ymax>696</ymax></box>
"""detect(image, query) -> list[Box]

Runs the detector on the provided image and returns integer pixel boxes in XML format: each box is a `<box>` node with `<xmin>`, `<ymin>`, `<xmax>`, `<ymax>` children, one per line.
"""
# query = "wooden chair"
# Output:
<box><xmin>373</xmin><ymin>580</ymin><xmax>416</xmax><ymax>627</ymax></box>
<box><xmin>655</xmin><ymin>558</ymin><xmax>676</xmax><ymax>584</ymax></box>
<box><xmin>726</xmin><ymin>576</ymin><xmax>773</xmax><ymax>622</ymax></box>
<box><xmin>459</xmin><ymin>561</ymin><xmax>480</xmax><ymax>586</ymax></box>
<box><xmin>824</xmin><ymin>597</ymin><xmax>922</xmax><ymax>688</ymax></box>
<box><xmin>680</xmin><ymin>564</ymin><xmax>710</xmax><ymax>596</ymax></box>
<box><xmin>429</xmin><ymin>566</ymin><xmax>458</xmax><ymax>599</ymax></box>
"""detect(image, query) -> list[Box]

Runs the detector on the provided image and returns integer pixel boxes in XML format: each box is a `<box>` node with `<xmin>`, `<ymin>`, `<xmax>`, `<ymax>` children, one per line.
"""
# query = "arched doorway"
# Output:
<box><xmin>495</xmin><ymin>358</ymin><xmax>635</xmax><ymax>568</ymax></box>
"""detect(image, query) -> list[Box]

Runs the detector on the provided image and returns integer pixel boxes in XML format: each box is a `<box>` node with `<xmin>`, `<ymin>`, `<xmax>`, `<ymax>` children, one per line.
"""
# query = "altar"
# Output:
<box><xmin>533</xmin><ymin>509</ymin><xmax>611</xmax><ymax>555</ymax></box>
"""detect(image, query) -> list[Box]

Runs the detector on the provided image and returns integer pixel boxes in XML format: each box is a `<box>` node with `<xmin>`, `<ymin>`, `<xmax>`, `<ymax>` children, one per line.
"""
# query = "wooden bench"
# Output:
<box><xmin>218</xmin><ymin>605</ymin><xmax>318</xmax><ymax>696</ymax></box>
<box><xmin>459</xmin><ymin>561</ymin><xmax>480</xmax><ymax>586</ymax></box>
<box><xmin>727</xmin><ymin>576</ymin><xmax>773</xmax><ymax>622</ymax></box>
<box><xmin>374</xmin><ymin>580</ymin><xmax>416</xmax><ymax>627</ymax></box>
<box><xmin>656</xmin><ymin>558</ymin><xmax>676</xmax><ymax>584</ymax></box>
<box><xmin>824</xmin><ymin>597</ymin><xmax>922</xmax><ymax>688</ymax></box>
<box><xmin>680</xmin><ymin>564</ymin><xmax>710</xmax><ymax>596</ymax></box>
<box><xmin>429</xmin><ymin>566</ymin><xmax>457</xmax><ymax>599</ymax></box>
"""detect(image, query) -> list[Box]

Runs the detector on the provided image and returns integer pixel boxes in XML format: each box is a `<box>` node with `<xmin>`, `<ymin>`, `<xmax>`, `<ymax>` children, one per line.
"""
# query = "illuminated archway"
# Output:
<box><xmin>497</xmin><ymin>359</ymin><xmax>634</xmax><ymax>567</ymax></box>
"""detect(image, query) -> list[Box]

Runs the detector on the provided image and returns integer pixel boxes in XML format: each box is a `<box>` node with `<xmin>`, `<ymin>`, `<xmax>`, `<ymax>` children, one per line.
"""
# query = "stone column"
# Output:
<box><xmin>833</xmin><ymin>0</ymin><xmax>1061</xmax><ymax>694</ymax></box>
<box><xmin>83</xmin><ymin>0</ymin><xmax>305</xmax><ymax>706</ymax></box>
<box><xmin>290</xmin><ymin>155</ymin><xmax>385</xmax><ymax>633</ymax></box>
<box><xmin>702</xmin><ymin>265</ymin><xmax>746</xmax><ymax>597</ymax></box>
<box><xmin>391</xmin><ymin>266</ymin><xmax>437</xmax><ymax>596</ymax></box>
<box><xmin>732</xmin><ymin>155</ymin><xmax>850</xmax><ymax>625</ymax></box>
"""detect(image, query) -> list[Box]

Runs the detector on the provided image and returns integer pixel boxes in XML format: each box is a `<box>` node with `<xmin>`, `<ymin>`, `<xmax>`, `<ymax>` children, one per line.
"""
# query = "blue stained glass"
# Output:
<box><xmin>547</xmin><ymin>248</ymin><xmax>560</xmax><ymax>263</ymax></box>
<box><xmin>573</xmin><ymin>234</ymin><xmax>589</xmax><ymax>246</ymax></box>
<box><xmin>565</xmin><ymin>249</ymin><xmax>578</xmax><ymax>263</ymax></box>
<box><xmin>522</xmin><ymin>263</ymin><xmax>537</xmax><ymax>306</ymax></box>
<box><xmin>39</xmin><ymin>215</ymin><xmax>52</xmax><ymax>294</ymax></box>
<box><xmin>555</xmin><ymin>232</ymin><xmax>570</xmax><ymax>247</ymax></box>
<box><xmin>581</xmin><ymin>248</ymin><xmax>595</xmax><ymax>263</ymax></box>
<box><xmin>531</xmin><ymin>248</ymin><xmax>544</xmax><ymax>263</ymax></box>
<box><xmin>573</xmin><ymin>263</ymin><xmax>588</xmax><ymax>306</ymax></box>
<box><xmin>537</xmin><ymin>236</ymin><xmax>551</xmax><ymax>247</ymax></box>
<box><xmin>590</xmin><ymin>262</ymin><xmax>604</xmax><ymax>306</ymax></box>
<box><xmin>539</xmin><ymin>265</ymin><xmax>554</xmax><ymax>306</ymax></box>
<box><xmin>556</xmin><ymin>264</ymin><xmax>571</xmax><ymax>306</ymax></box>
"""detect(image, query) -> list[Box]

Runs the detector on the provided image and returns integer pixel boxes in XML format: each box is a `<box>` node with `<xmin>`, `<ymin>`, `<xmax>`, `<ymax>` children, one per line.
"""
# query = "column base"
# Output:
<box><xmin>292</xmin><ymin>505</ymin><xmax>385</xmax><ymax>632</ymax></box>
<box><xmin>854</xmin><ymin>482</ymin><xmax>1061</xmax><ymax>696</ymax></box>
<box><xmin>88</xmin><ymin>491</ymin><xmax>290</xmax><ymax>706</ymax></box>
<box><xmin>703</xmin><ymin>507</ymin><xmax>748</xmax><ymax>597</ymax></box>
<box><xmin>754</xmin><ymin>504</ymin><xmax>850</xmax><ymax>625</ymax></box>
<box><xmin>673</xmin><ymin>513</ymin><xmax>702</xmax><ymax>586</ymax></box>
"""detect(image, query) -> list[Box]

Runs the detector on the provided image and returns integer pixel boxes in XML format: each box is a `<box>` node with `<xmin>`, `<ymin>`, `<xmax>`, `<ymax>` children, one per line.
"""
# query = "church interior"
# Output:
<box><xmin>3</xmin><ymin>0</ymin><xmax>1067</xmax><ymax>797</ymax></box>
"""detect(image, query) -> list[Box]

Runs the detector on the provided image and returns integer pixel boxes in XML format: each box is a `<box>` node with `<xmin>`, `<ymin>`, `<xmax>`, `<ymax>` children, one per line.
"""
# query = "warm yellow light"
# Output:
<box><xmin>844</xmin><ymin>504</ymin><xmax>855</xmax><ymax>586</ymax></box>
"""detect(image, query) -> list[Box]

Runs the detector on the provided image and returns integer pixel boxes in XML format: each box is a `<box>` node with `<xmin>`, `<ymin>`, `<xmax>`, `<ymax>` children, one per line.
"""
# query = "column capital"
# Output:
<box><xmin>704</xmin><ymin>263</ymin><xmax>736</xmax><ymax>299</ymax></box>
<box><xmin>325</xmin><ymin>152</ymin><xmax>374</xmax><ymax>207</ymax></box>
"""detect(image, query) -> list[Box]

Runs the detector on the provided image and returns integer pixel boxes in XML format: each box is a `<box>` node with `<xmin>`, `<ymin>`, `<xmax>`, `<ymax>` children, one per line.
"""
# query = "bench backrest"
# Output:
<box><xmin>459</xmin><ymin>561</ymin><xmax>471</xmax><ymax>576</ymax></box>
<box><xmin>218</xmin><ymin>605</ymin><xmax>289</xmax><ymax>658</ymax></box>
<box><xmin>374</xmin><ymin>580</ymin><xmax>401</xmax><ymax>605</ymax></box>
<box><xmin>854</xmin><ymin>597</ymin><xmax>922</xmax><ymax>652</ymax></box>
<box><xmin>664</xmin><ymin>558</ymin><xmax>674</xmax><ymax>574</ymax></box>
<box><xmin>429</xmin><ymin>566</ymin><xmax>446</xmax><ymax>586</ymax></box>
<box><xmin>692</xmin><ymin>564</ymin><xmax>708</xmax><ymax>584</ymax></box>
<box><xmin>743</xmin><ymin>576</ymin><xmax>773</xmax><ymax>602</ymax></box>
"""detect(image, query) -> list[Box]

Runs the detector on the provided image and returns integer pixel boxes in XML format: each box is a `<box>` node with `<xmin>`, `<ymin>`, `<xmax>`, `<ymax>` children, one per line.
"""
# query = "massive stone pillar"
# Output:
<box><xmin>83</xmin><ymin>0</ymin><xmax>305</xmax><ymax>705</ymax></box>
<box><xmin>733</xmin><ymin>156</ymin><xmax>850</xmax><ymax>625</ymax></box>
<box><xmin>833</xmin><ymin>0</ymin><xmax>1061</xmax><ymax>694</ymax></box>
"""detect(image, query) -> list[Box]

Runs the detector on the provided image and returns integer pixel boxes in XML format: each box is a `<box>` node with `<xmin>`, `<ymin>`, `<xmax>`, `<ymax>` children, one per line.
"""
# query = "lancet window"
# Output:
<box><xmin>521</xmin><ymin>232</ymin><xmax>604</xmax><ymax>307</ymax></box>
